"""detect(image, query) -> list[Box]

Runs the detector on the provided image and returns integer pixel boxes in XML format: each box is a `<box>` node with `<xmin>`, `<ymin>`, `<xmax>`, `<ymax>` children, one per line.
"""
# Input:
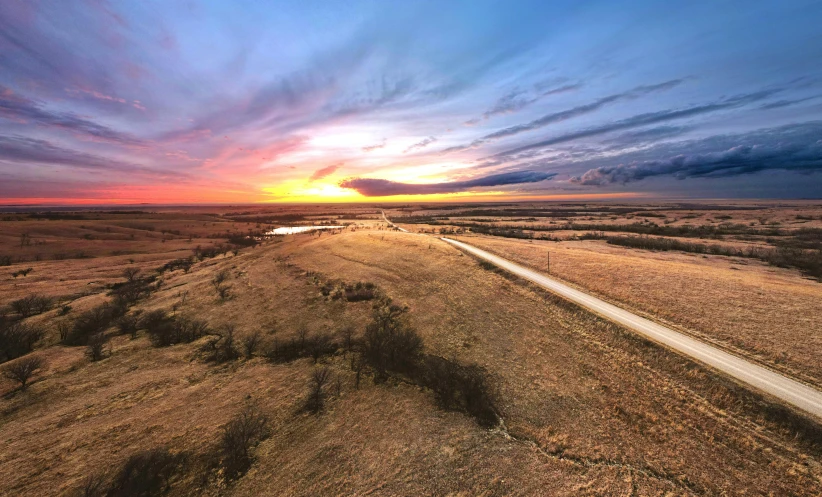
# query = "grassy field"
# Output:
<box><xmin>1</xmin><ymin>204</ymin><xmax>820</xmax><ymax>495</ymax></box>
<box><xmin>450</xmin><ymin>234</ymin><xmax>822</xmax><ymax>387</ymax></box>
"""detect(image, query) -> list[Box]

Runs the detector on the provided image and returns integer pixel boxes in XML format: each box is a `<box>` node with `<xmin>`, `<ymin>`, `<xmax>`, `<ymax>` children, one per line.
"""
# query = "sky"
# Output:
<box><xmin>1</xmin><ymin>0</ymin><xmax>822</xmax><ymax>205</ymax></box>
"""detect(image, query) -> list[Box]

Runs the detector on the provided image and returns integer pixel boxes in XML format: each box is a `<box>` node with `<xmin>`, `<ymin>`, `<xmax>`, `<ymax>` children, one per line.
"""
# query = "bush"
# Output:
<box><xmin>106</xmin><ymin>448</ymin><xmax>186</xmax><ymax>497</ymax></box>
<box><xmin>116</xmin><ymin>314</ymin><xmax>140</xmax><ymax>339</ymax></box>
<box><xmin>199</xmin><ymin>324</ymin><xmax>239</xmax><ymax>363</ymax></box>
<box><xmin>212</xmin><ymin>269</ymin><xmax>231</xmax><ymax>300</ymax></box>
<box><xmin>422</xmin><ymin>356</ymin><xmax>497</xmax><ymax>427</ymax></box>
<box><xmin>265</xmin><ymin>332</ymin><xmax>337</xmax><ymax>364</ymax></box>
<box><xmin>110</xmin><ymin>278</ymin><xmax>153</xmax><ymax>308</ymax></box>
<box><xmin>63</xmin><ymin>304</ymin><xmax>116</xmax><ymax>346</ymax></box>
<box><xmin>0</xmin><ymin>321</ymin><xmax>43</xmax><ymax>363</ymax></box>
<box><xmin>142</xmin><ymin>311</ymin><xmax>209</xmax><ymax>347</ymax></box>
<box><xmin>161</xmin><ymin>258</ymin><xmax>193</xmax><ymax>273</ymax></box>
<box><xmin>217</xmin><ymin>406</ymin><xmax>269</xmax><ymax>480</ymax></box>
<box><xmin>362</xmin><ymin>302</ymin><xmax>422</xmax><ymax>382</ymax></box>
<box><xmin>11</xmin><ymin>294</ymin><xmax>53</xmax><ymax>318</ymax></box>
<box><xmin>86</xmin><ymin>333</ymin><xmax>107</xmax><ymax>361</ymax></box>
<box><xmin>2</xmin><ymin>355</ymin><xmax>45</xmax><ymax>390</ymax></box>
<box><xmin>307</xmin><ymin>333</ymin><xmax>335</xmax><ymax>364</ymax></box>
<box><xmin>343</xmin><ymin>282</ymin><xmax>378</xmax><ymax>302</ymax></box>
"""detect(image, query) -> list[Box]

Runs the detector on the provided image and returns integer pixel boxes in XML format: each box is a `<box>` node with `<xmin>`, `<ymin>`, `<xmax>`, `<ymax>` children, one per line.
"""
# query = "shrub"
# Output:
<box><xmin>422</xmin><ymin>356</ymin><xmax>497</xmax><ymax>427</ymax></box>
<box><xmin>11</xmin><ymin>294</ymin><xmax>53</xmax><ymax>318</ymax></box>
<box><xmin>307</xmin><ymin>332</ymin><xmax>335</xmax><ymax>364</ymax></box>
<box><xmin>217</xmin><ymin>406</ymin><xmax>269</xmax><ymax>480</ymax></box>
<box><xmin>265</xmin><ymin>332</ymin><xmax>337</xmax><ymax>364</ymax></box>
<box><xmin>86</xmin><ymin>333</ymin><xmax>107</xmax><ymax>361</ymax></box>
<box><xmin>2</xmin><ymin>355</ymin><xmax>45</xmax><ymax>390</ymax></box>
<box><xmin>161</xmin><ymin>258</ymin><xmax>193</xmax><ymax>273</ymax></box>
<box><xmin>63</xmin><ymin>304</ymin><xmax>116</xmax><ymax>346</ymax></box>
<box><xmin>143</xmin><ymin>311</ymin><xmax>209</xmax><ymax>347</ymax></box>
<box><xmin>106</xmin><ymin>448</ymin><xmax>186</xmax><ymax>496</ymax></box>
<box><xmin>343</xmin><ymin>282</ymin><xmax>378</xmax><ymax>302</ymax></box>
<box><xmin>362</xmin><ymin>302</ymin><xmax>422</xmax><ymax>382</ymax></box>
<box><xmin>116</xmin><ymin>314</ymin><xmax>140</xmax><ymax>339</ymax></box>
<box><xmin>212</xmin><ymin>269</ymin><xmax>231</xmax><ymax>300</ymax></box>
<box><xmin>200</xmin><ymin>324</ymin><xmax>239</xmax><ymax>363</ymax></box>
<box><xmin>110</xmin><ymin>280</ymin><xmax>153</xmax><ymax>308</ymax></box>
<box><xmin>0</xmin><ymin>321</ymin><xmax>43</xmax><ymax>363</ymax></box>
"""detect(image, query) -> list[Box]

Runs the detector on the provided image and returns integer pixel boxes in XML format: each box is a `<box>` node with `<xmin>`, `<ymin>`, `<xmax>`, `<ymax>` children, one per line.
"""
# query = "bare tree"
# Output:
<box><xmin>304</xmin><ymin>367</ymin><xmax>332</xmax><ymax>414</ymax></box>
<box><xmin>241</xmin><ymin>331</ymin><xmax>262</xmax><ymax>359</ymax></box>
<box><xmin>340</xmin><ymin>325</ymin><xmax>355</xmax><ymax>355</ymax></box>
<box><xmin>218</xmin><ymin>406</ymin><xmax>269</xmax><ymax>479</ymax></box>
<box><xmin>123</xmin><ymin>267</ymin><xmax>141</xmax><ymax>282</ymax></box>
<box><xmin>0</xmin><ymin>321</ymin><xmax>43</xmax><ymax>362</ymax></box>
<box><xmin>2</xmin><ymin>355</ymin><xmax>44</xmax><ymax>390</ymax></box>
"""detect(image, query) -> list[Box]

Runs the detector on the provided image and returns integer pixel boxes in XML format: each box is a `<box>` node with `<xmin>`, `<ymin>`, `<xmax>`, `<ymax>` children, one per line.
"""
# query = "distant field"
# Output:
<box><xmin>1</xmin><ymin>203</ymin><xmax>820</xmax><ymax>495</ymax></box>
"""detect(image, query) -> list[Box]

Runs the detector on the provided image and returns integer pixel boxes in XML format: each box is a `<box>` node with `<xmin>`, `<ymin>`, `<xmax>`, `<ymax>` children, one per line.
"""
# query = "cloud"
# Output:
<box><xmin>403</xmin><ymin>136</ymin><xmax>438</xmax><ymax>153</ymax></box>
<box><xmin>759</xmin><ymin>95</ymin><xmax>821</xmax><ymax>110</ymax></box>
<box><xmin>602</xmin><ymin>125</ymin><xmax>692</xmax><ymax>146</ymax></box>
<box><xmin>309</xmin><ymin>163</ymin><xmax>341</xmax><ymax>181</ymax></box>
<box><xmin>339</xmin><ymin>170</ymin><xmax>555</xmax><ymax>196</ymax></box>
<box><xmin>484</xmin><ymin>79</ymin><xmax>684</xmax><ymax>141</ymax></box>
<box><xmin>0</xmin><ymin>134</ymin><xmax>185</xmax><ymax>179</ymax></box>
<box><xmin>0</xmin><ymin>85</ymin><xmax>144</xmax><ymax>146</ymax></box>
<box><xmin>362</xmin><ymin>139</ymin><xmax>386</xmax><ymax>152</ymax></box>
<box><xmin>463</xmin><ymin>83</ymin><xmax>583</xmax><ymax>127</ymax></box>
<box><xmin>490</xmin><ymin>89</ymin><xmax>780</xmax><ymax>160</ymax></box>
<box><xmin>570</xmin><ymin>122</ymin><xmax>822</xmax><ymax>185</ymax></box>
<box><xmin>443</xmin><ymin>79</ymin><xmax>684</xmax><ymax>154</ymax></box>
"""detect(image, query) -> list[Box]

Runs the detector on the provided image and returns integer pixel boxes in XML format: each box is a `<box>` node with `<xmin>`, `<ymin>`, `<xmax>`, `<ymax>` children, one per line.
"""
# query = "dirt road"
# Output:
<box><xmin>441</xmin><ymin>236</ymin><xmax>822</xmax><ymax>419</ymax></box>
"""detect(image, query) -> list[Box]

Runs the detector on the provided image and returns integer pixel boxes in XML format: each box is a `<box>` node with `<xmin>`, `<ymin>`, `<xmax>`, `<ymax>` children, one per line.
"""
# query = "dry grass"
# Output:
<box><xmin>452</xmin><ymin>234</ymin><xmax>822</xmax><ymax>386</ymax></box>
<box><xmin>0</xmin><ymin>206</ymin><xmax>820</xmax><ymax>495</ymax></box>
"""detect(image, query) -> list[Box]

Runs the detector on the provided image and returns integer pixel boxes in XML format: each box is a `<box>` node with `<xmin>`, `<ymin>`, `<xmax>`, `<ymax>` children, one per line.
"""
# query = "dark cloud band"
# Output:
<box><xmin>339</xmin><ymin>170</ymin><xmax>555</xmax><ymax>196</ymax></box>
<box><xmin>571</xmin><ymin>122</ymin><xmax>822</xmax><ymax>185</ymax></box>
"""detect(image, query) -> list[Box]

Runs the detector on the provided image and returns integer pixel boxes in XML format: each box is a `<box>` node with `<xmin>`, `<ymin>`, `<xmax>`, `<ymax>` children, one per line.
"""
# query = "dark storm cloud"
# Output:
<box><xmin>570</xmin><ymin>122</ymin><xmax>822</xmax><ymax>185</ymax></box>
<box><xmin>339</xmin><ymin>170</ymin><xmax>555</xmax><ymax>196</ymax></box>
<box><xmin>489</xmin><ymin>89</ymin><xmax>780</xmax><ymax>160</ymax></box>
<box><xmin>0</xmin><ymin>86</ymin><xmax>144</xmax><ymax>146</ymax></box>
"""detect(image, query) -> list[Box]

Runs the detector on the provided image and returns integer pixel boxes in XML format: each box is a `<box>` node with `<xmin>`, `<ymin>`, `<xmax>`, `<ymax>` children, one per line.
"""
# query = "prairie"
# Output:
<box><xmin>1</xmin><ymin>204</ymin><xmax>820</xmax><ymax>496</ymax></box>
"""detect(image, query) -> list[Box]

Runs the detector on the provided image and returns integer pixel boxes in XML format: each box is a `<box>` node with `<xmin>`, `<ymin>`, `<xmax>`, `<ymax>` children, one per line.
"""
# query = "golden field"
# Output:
<box><xmin>1</xmin><ymin>203</ymin><xmax>820</xmax><ymax>496</ymax></box>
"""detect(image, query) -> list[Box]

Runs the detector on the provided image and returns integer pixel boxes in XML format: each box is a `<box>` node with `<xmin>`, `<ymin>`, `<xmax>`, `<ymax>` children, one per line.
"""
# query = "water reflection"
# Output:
<box><xmin>265</xmin><ymin>226</ymin><xmax>345</xmax><ymax>235</ymax></box>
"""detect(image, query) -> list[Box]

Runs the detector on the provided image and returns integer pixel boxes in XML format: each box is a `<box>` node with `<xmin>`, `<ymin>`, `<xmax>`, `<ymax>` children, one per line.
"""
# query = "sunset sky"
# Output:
<box><xmin>1</xmin><ymin>0</ymin><xmax>821</xmax><ymax>205</ymax></box>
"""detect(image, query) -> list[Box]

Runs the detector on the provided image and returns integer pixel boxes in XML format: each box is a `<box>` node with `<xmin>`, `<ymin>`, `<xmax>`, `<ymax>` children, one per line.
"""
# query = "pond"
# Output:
<box><xmin>265</xmin><ymin>225</ymin><xmax>345</xmax><ymax>235</ymax></box>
